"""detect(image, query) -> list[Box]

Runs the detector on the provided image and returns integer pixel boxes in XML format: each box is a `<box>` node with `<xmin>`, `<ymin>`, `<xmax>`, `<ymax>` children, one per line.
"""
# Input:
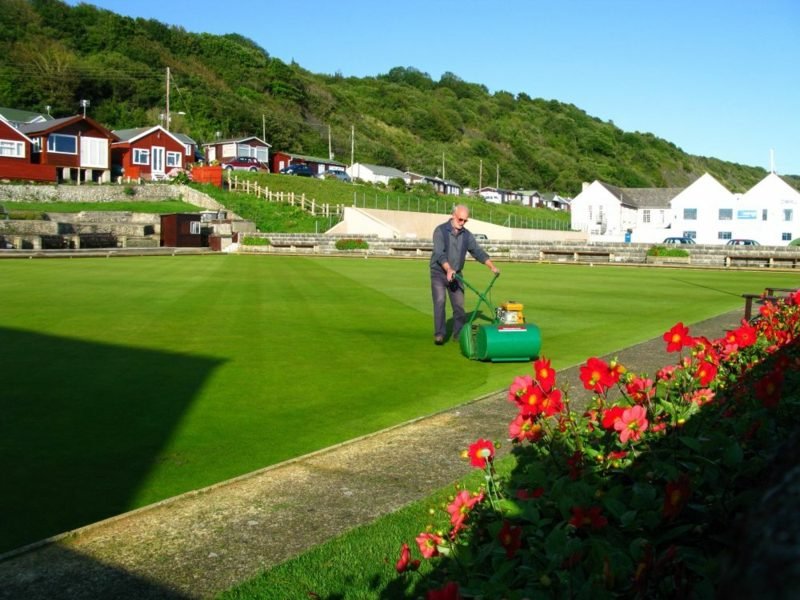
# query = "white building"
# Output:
<box><xmin>670</xmin><ymin>172</ymin><xmax>800</xmax><ymax>245</ymax></box>
<box><xmin>570</xmin><ymin>180</ymin><xmax>682</xmax><ymax>241</ymax></box>
<box><xmin>347</xmin><ymin>163</ymin><xmax>408</xmax><ymax>185</ymax></box>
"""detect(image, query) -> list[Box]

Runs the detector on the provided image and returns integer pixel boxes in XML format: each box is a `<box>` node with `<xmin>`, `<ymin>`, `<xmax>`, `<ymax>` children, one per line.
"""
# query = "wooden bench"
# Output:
<box><xmin>271</xmin><ymin>243</ymin><xmax>315</xmax><ymax>250</ymax></box>
<box><xmin>540</xmin><ymin>250</ymin><xmax>612</xmax><ymax>263</ymax></box>
<box><xmin>765</xmin><ymin>287</ymin><xmax>799</xmax><ymax>296</ymax></box>
<box><xmin>390</xmin><ymin>246</ymin><xmax>432</xmax><ymax>255</ymax></box>
<box><xmin>727</xmin><ymin>255</ymin><xmax>800</xmax><ymax>268</ymax></box>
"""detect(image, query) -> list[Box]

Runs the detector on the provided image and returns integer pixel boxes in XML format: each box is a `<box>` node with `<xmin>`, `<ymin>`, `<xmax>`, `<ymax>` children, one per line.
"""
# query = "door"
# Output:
<box><xmin>152</xmin><ymin>146</ymin><xmax>165</xmax><ymax>176</ymax></box>
<box><xmin>80</xmin><ymin>137</ymin><xmax>108</xmax><ymax>168</ymax></box>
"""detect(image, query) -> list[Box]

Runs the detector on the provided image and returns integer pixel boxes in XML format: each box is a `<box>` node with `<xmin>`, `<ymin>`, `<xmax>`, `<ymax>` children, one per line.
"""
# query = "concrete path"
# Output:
<box><xmin>0</xmin><ymin>310</ymin><xmax>744</xmax><ymax>600</ymax></box>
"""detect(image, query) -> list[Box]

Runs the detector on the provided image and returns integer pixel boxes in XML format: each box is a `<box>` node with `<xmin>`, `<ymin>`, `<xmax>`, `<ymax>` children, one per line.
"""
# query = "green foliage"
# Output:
<box><xmin>647</xmin><ymin>245</ymin><xmax>690</xmax><ymax>257</ymax></box>
<box><xmin>123</xmin><ymin>185</ymin><xmax>136</xmax><ymax>197</ymax></box>
<box><xmin>241</xmin><ymin>235</ymin><xmax>270</xmax><ymax>246</ymax></box>
<box><xmin>335</xmin><ymin>238</ymin><xmax>369</xmax><ymax>250</ymax></box>
<box><xmin>0</xmin><ymin>0</ymin><xmax>787</xmax><ymax>198</ymax></box>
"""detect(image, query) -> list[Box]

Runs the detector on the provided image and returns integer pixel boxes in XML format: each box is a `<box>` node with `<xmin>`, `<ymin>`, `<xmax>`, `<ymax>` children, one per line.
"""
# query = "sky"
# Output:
<box><xmin>67</xmin><ymin>0</ymin><xmax>800</xmax><ymax>175</ymax></box>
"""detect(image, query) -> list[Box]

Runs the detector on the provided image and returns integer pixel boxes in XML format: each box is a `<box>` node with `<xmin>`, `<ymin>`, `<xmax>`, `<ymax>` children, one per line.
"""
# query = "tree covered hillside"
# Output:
<box><xmin>0</xmin><ymin>0</ymin><xmax>775</xmax><ymax>195</ymax></box>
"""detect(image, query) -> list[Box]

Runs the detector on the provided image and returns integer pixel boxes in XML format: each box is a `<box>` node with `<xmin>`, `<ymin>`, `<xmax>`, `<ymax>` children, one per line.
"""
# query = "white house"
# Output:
<box><xmin>669</xmin><ymin>172</ymin><xmax>800</xmax><ymax>245</ymax></box>
<box><xmin>669</xmin><ymin>173</ymin><xmax>737</xmax><ymax>243</ymax></box>
<box><xmin>571</xmin><ymin>180</ymin><xmax>682</xmax><ymax>241</ymax></box>
<box><xmin>347</xmin><ymin>163</ymin><xmax>408</xmax><ymax>185</ymax></box>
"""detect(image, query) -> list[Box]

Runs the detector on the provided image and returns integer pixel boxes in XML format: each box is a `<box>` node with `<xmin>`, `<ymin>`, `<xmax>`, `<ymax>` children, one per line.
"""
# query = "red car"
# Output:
<box><xmin>222</xmin><ymin>156</ymin><xmax>269</xmax><ymax>172</ymax></box>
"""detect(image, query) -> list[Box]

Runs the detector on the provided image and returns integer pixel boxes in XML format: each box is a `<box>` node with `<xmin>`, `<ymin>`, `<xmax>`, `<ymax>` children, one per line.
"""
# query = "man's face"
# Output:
<box><xmin>452</xmin><ymin>209</ymin><xmax>469</xmax><ymax>232</ymax></box>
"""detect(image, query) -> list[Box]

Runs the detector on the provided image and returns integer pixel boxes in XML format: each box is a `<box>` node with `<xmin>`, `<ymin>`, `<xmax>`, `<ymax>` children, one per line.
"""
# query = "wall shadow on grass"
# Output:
<box><xmin>0</xmin><ymin>326</ymin><xmax>224</xmax><ymax>555</ymax></box>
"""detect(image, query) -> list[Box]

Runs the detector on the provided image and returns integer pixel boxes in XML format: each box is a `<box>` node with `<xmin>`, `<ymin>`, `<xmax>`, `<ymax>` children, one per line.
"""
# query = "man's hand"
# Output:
<box><xmin>446</xmin><ymin>269</ymin><xmax>456</xmax><ymax>281</ymax></box>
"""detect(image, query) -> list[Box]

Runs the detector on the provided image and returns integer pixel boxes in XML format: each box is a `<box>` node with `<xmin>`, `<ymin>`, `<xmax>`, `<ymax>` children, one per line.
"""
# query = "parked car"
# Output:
<box><xmin>726</xmin><ymin>239</ymin><xmax>760</xmax><ymax>246</ymax></box>
<box><xmin>280</xmin><ymin>163</ymin><xmax>314</xmax><ymax>177</ymax></box>
<box><xmin>663</xmin><ymin>237</ymin><xmax>696</xmax><ymax>244</ymax></box>
<box><xmin>222</xmin><ymin>156</ymin><xmax>268</xmax><ymax>172</ymax></box>
<box><xmin>474</xmin><ymin>233</ymin><xmax>489</xmax><ymax>241</ymax></box>
<box><xmin>317</xmin><ymin>169</ymin><xmax>351</xmax><ymax>183</ymax></box>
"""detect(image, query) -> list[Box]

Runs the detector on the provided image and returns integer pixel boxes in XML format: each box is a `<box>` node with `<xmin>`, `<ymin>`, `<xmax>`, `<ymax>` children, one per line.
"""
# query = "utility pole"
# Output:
<box><xmin>328</xmin><ymin>125</ymin><xmax>333</xmax><ymax>160</ymax></box>
<box><xmin>496</xmin><ymin>164</ymin><xmax>500</xmax><ymax>189</ymax></box>
<box><xmin>165</xmin><ymin>67</ymin><xmax>170</xmax><ymax>132</ymax></box>
<box><xmin>262</xmin><ymin>114</ymin><xmax>266</xmax><ymax>142</ymax></box>
<box><xmin>350</xmin><ymin>125</ymin><xmax>355</xmax><ymax>166</ymax></box>
<box><xmin>442</xmin><ymin>152</ymin><xmax>445</xmax><ymax>180</ymax></box>
<box><xmin>479</xmin><ymin>159</ymin><xmax>483</xmax><ymax>191</ymax></box>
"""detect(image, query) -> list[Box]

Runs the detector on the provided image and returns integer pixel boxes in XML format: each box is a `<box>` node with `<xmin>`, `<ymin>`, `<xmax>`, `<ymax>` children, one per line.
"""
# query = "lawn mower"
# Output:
<box><xmin>456</xmin><ymin>273</ymin><xmax>541</xmax><ymax>362</ymax></box>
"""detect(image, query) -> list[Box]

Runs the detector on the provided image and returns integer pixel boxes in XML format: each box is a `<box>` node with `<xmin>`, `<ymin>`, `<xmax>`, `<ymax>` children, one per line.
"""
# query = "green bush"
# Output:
<box><xmin>8</xmin><ymin>211</ymin><xmax>46</xmax><ymax>220</ymax></box>
<box><xmin>647</xmin><ymin>245</ymin><xmax>689</xmax><ymax>257</ymax></box>
<box><xmin>241</xmin><ymin>235</ymin><xmax>271</xmax><ymax>246</ymax></box>
<box><xmin>789</xmin><ymin>238</ymin><xmax>800</xmax><ymax>246</ymax></box>
<box><xmin>123</xmin><ymin>186</ymin><xmax>136</xmax><ymax>197</ymax></box>
<box><xmin>335</xmin><ymin>238</ymin><xmax>369</xmax><ymax>250</ymax></box>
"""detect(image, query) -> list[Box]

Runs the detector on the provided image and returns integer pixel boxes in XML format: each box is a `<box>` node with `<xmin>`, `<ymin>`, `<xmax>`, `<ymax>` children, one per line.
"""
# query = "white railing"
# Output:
<box><xmin>226</xmin><ymin>174</ymin><xmax>343</xmax><ymax>218</ymax></box>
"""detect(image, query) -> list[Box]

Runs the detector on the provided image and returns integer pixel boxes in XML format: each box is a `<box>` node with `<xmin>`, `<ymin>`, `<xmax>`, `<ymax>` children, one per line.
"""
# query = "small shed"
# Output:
<box><xmin>160</xmin><ymin>213</ymin><xmax>204</xmax><ymax>247</ymax></box>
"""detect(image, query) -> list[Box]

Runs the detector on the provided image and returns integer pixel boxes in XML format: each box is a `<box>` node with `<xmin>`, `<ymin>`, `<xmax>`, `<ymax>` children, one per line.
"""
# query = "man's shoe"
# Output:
<box><xmin>434</xmin><ymin>336</ymin><xmax>444</xmax><ymax>345</ymax></box>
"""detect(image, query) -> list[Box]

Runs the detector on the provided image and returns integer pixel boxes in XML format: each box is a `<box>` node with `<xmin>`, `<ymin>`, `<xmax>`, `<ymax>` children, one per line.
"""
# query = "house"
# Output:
<box><xmin>202</xmin><ymin>136</ymin><xmax>270</xmax><ymax>166</ymax></box>
<box><xmin>0</xmin><ymin>106</ymin><xmax>53</xmax><ymax>128</ymax></box>
<box><xmin>271</xmin><ymin>151</ymin><xmax>346</xmax><ymax>176</ymax></box>
<box><xmin>571</xmin><ymin>180</ymin><xmax>682</xmax><ymax>240</ymax></box>
<box><xmin>173</xmin><ymin>132</ymin><xmax>201</xmax><ymax>163</ymax></box>
<box><xmin>112</xmin><ymin>126</ymin><xmax>188</xmax><ymax>180</ymax></box>
<box><xmin>477</xmin><ymin>187</ymin><xmax>527</xmax><ymax>205</ymax></box>
<box><xmin>539</xmin><ymin>192</ymin><xmax>570</xmax><ymax>211</ymax></box>
<box><xmin>405</xmin><ymin>171</ymin><xmax>462</xmax><ymax>196</ymax></box>
<box><xmin>670</xmin><ymin>172</ymin><xmax>800</xmax><ymax>245</ymax></box>
<box><xmin>0</xmin><ymin>114</ymin><xmax>57</xmax><ymax>182</ymax></box>
<box><xmin>346</xmin><ymin>162</ymin><xmax>408</xmax><ymax>185</ymax></box>
<box><xmin>18</xmin><ymin>115</ymin><xmax>117</xmax><ymax>183</ymax></box>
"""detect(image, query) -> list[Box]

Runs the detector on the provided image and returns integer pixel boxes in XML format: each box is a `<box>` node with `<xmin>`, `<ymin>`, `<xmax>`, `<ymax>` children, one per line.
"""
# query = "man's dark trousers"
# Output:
<box><xmin>431</xmin><ymin>268</ymin><xmax>465</xmax><ymax>340</ymax></box>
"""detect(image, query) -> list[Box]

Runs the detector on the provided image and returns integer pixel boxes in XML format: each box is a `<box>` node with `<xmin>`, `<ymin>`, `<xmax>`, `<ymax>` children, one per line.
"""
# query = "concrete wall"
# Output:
<box><xmin>327</xmin><ymin>207</ymin><xmax>587</xmax><ymax>242</ymax></box>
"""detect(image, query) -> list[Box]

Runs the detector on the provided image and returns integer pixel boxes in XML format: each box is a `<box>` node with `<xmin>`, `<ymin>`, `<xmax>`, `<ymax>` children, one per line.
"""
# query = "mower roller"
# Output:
<box><xmin>455</xmin><ymin>273</ymin><xmax>541</xmax><ymax>362</ymax></box>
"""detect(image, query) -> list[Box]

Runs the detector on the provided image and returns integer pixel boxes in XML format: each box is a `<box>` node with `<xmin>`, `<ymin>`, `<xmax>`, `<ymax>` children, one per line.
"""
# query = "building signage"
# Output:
<box><xmin>737</xmin><ymin>210</ymin><xmax>757</xmax><ymax>220</ymax></box>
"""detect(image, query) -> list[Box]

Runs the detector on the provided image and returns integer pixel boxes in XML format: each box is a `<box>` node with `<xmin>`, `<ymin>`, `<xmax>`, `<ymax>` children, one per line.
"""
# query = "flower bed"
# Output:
<box><xmin>394</xmin><ymin>293</ymin><xmax>800</xmax><ymax>598</ymax></box>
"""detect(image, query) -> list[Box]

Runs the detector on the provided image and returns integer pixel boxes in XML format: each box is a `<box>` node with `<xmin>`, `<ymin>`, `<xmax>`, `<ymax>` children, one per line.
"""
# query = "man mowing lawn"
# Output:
<box><xmin>429</xmin><ymin>204</ymin><xmax>499</xmax><ymax>345</ymax></box>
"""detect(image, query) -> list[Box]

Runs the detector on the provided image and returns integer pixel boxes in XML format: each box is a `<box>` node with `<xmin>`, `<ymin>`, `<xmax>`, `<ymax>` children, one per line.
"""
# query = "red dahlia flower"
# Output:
<box><xmin>533</xmin><ymin>357</ymin><xmax>556</xmax><ymax>391</ymax></box>
<box><xmin>614</xmin><ymin>405</ymin><xmax>649</xmax><ymax>443</ymax></box>
<box><xmin>569</xmin><ymin>505</ymin><xmax>608</xmax><ymax>530</ymax></box>
<box><xmin>415</xmin><ymin>532</ymin><xmax>444</xmax><ymax>559</ymax></box>
<box><xmin>395</xmin><ymin>542</ymin><xmax>420</xmax><ymax>573</ymax></box>
<box><xmin>509</xmin><ymin>414</ymin><xmax>543</xmax><ymax>442</ymax></box>
<box><xmin>508</xmin><ymin>375</ymin><xmax>533</xmax><ymax>403</ymax></box>
<box><xmin>601</xmin><ymin>405</ymin><xmax>625</xmax><ymax>429</ymax></box>
<box><xmin>447</xmin><ymin>489</ymin><xmax>484</xmax><ymax>534</ymax></box>
<box><xmin>467</xmin><ymin>438</ymin><xmax>495</xmax><ymax>468</ymax></box>
<box><xmin>663</xmin><ymin>322</ymin><xmax>693</xmax><ymax>352</ymax></box>
<box><xmin>693</xmin><ymin>360</ymin><xmax>718</xmax><ymax>386</ymax></box>
<box><xmin>755</xmin><ymin>370</ymin><xmax>784</xmax><ymax>408</ymax></box>
<box><xmin>426</xmin><ymin>581</ymin><xmax>462</xmax><ymax>600</ymax></box>
<box><xmin>579</xmin><ymin>357</ymin><xmax>616</xmax><ymax>393</ymax></box>
<box><xmin>662</xmin><ymin>475</ymin><xmax>691</xmax><ymax>519</ymax></box>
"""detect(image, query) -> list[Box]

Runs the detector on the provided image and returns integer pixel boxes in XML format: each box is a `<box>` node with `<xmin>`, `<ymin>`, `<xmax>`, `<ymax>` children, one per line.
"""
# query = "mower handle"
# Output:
<box><xmin>454</xmin><ymin>272</ymin><xmax>500</xmax><ymax>319</ymax></box>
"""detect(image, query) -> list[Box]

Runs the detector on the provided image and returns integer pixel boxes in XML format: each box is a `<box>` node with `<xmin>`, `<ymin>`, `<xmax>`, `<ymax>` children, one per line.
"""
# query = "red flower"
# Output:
<box><xmin>613</xmin><ymin>405</ymin><xmax>648</xmax><ymax>443</ymax></box>
<box><xmin>733</xmin><ymin>323</ymin><xmax>757</xmax><ymax>348</ymax></box>
<box><xmin>467</xmin><ymin>438</ymin><xmax>495</xmax><ymax>468</ymax></box>
<box><xmin>569</xmin><ymin>505</ymin><xmax>608</xmax><ymax>530</ymax></box>
<box><xmin>693</xmin><ymin>360</ymin><xmax>718</xmax><ymax>386</ymax></box>
<box><xmin>540</xmin><ymin>388</ymin><xmax>564</xmax><ymax>417</ymax></box>
<box><xmin>415</xmin><ymin>532</ymin><xmax>444</xmax><ymax>559</ymax></box>
<box><xmin>755</xmin><ymin>370</ymin><xmax>784</xmax><ymax>408</ymax></box>
<box><xmin>516</xmin><ymin>487</ymin><xmax>545</xmax><ymax>500</ymax></box>
<box><xmin>601</xmin><ymin>405</ymin><xmax>625</xmax><ymax>429</ymax></box>
<box><xmin>498</xmin><ymin>520</ymin><xmax>523</xmax><ymax>558</ymax></box>
<box><xmin>626</xmin><ymin>376</ymin><xmax>654</xmax><ymax>404</ymax></box>
<box><xmin>688</xmin><ymin>388</ymin><xmax>715</xmax><ymax>406</ymax></box>
<box><xmin>663</xmin><ymin>322</ymin><xmax>693</xmax><ymax>352</ymax></box>
<box><xmin>447</xmin><ymin>490</ymin><xmax>484</xmax><ymax>534</ymax></box>
<box><xmin>509</xmin><ymin>414</ymin><xmax>543</xmax><ymax>442</ymax></box>
<box><xmin>607</xmin><ymin>450</ymin><xmax>628</xmax><ymax>461</ymax></box>
<box><xmin>395</xmin><ymin>543</ymin><xmax>420</xmax><ymax>573</ymax></box>
<box><xmin>427</xmin><ymin>581</ymin><xmax>462</xmax><ymax>600</ymax></box>
<box><xmin>579</xmin><ymin>357</ymin><xmax>616</xmax><ymax>393</ymax></box>
<box><xmin>516</xmin><ymin>385</ymin><xmax>544</xmax><ymax>417</ymax></box>
<box><xmin>662</xmin><ymin>475</ymin><xmax>691</xmax><ymax>519</ymax></box>
<box><xmin>533</xmin><ymin>357</ymin><xmax>556</xmax><ymax>391</ymax></box>
<box><xmin>656</xmin><ymin>364</ymin><xmax>678</xmax><ymax>382</ymax></box>
<box><xmin>508</xmin><ymin>375</ymin><xmax>533</xmax><ymax>402</ymax></box>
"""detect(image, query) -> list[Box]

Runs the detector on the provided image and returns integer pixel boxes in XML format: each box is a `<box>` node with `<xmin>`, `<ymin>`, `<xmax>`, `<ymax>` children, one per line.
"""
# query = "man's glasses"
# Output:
<box><xmin>456</xmin><ymin>217</ymin><xmax>468</xmax><ymax>223</ymax></box>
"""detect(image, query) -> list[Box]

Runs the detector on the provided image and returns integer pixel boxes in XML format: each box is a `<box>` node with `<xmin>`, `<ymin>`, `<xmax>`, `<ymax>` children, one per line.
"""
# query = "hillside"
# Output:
<box><xmin>0</xmin><ymin>0</ymin><xmax>779</xmax><ymax>195</ymax></box>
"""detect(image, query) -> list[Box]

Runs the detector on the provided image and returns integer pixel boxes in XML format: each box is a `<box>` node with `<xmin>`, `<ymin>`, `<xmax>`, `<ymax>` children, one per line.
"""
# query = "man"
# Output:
<box><xmin>429</xmin><ymin>205</ymin><xmax>499</xmax><ymax>345</ymax></box>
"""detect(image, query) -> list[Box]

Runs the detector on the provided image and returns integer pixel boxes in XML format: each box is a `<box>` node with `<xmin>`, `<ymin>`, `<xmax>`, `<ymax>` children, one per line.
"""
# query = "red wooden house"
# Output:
<box><xmin>0</xmin><ymin>114</ymin><xmax>57</xmax><ymax>182</ymax></box>
<box><xmin>19</xmin><ymin>115</ymin><xmax>117</xmax><ymax>183</ymax></box>
<box><xmin>112</xmin><ymin>126</ymin><xmax>188</xmax><ymax>180</ymax></box>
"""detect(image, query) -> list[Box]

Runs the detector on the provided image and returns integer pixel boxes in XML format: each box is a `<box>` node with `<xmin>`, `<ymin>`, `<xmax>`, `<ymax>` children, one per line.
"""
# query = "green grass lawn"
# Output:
<box><xmin>0</xmin><ymin>256</ymin><xmax>796</xmax><ymax>553</ymax></box>
<box><xmin>1</xmin><ymin>200</ymin><xmax>204</xmax><ymax>215</ymax></box>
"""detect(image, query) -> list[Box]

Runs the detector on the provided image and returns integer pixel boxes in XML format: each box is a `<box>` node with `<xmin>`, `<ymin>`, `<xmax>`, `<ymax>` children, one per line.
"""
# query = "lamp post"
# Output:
<box><xmin>80</xmin><ymin>99</ymin><xmax>90</xmax><ymax>118</ymax></box>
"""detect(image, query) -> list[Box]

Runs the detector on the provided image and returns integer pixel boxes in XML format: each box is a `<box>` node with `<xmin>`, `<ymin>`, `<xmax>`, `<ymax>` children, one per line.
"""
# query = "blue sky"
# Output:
<box><xmin>69</xmin><ymin>0</ymin><xmax>800</xmax><ymax>175</ymax></box>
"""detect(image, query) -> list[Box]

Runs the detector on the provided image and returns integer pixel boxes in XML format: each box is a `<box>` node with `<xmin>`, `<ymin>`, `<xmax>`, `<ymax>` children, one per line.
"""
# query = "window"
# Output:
<box><xmin>783</xmin><ymin>232</ymin><xmax>792</xmax><ymax>241</ymax></box>
<box><xmin>46</xmin><ymin>133</ymin><xmax>77</xmax><ymax>154</ymax></box>
<box><xmin>683</xmin><ymin>231</ymin><xmax>697</xmax><ymax>239</ymax></box>
<box><xmin>166</xmin><ymin>151</ymin><xmax>181</xmax><ymax>167</ymax></box>
<box><xmin>683</xmin><ymin>208</ymin><xmax>697</xmax><ymax>220</ymax></box>
<box><xmin>784</xmin><ymin>209</ymin><xmax>793</xmax><ymax>222</ymax></box>
<box><xmin>133</xmin><ymin>148</ymin><xmax>150</xmax><ymax>165</ymax></box>
<box><xmin>190</xmin><ymin>221</ymin><xmax>201</xmax><ymax>235</ymax></box>
<box><xmin>718</xmin><ymin>231</ymin><xmax>732</xmax><ymax>240</ymax></box>
<box><xmin>0</xmin><ymin>139</ymin><xmax>24</xmax><ymax>158</ymax></box>
<box><xmin>718</xmin><ymin>208</ymin><xmax>733</xmax><ymax>221</ymax></box>
<box><xmin>597</xmin><ymin>205</ymin><xmax>604</xmax><ymax>224</ymax></box>
<box><xmin>762</xmin><ymin>209</ymin><xmax>768</xmax><ymax>221</ymax></box>
<box><xmin>31</xmin><ymin>137</ymin><xmax>42</xmax><ymax>153</ymax></box>
<box><xmin>642</xmin><ymin>209</ymin><xmax>651</xmax><ymax>224</ymax></box>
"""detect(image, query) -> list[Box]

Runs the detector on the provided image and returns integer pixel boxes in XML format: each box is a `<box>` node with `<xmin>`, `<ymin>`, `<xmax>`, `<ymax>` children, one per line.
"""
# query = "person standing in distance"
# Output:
<box><xmin>429</xmin><ymin>205</ymin><xmax>499</xmax><ymax>345</ymax></box>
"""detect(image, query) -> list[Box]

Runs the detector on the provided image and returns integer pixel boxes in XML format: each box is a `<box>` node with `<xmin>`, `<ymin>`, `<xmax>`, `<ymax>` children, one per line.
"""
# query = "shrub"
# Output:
<box><xmin>647</xmin><ymin>245</ymin><xmax>689</xmax><ymax>257</ymax></box>
<box><xmin>241</xmin><ymin>235</ymin><xmax>271</xmax><ymax>246</ymax></box>
<box><xmin>388</xmin><ymin>178</ymin><xmax>407</xmax><ymax>192</ymax></box>
<box><xmin>335</xmin><ymin>238</ymin><xmax>369</xmax><ymax>250</ymax></box>
<box><xmin>393</xmin><ymin>294</ymin><xmax>800</xmax><ymax>598</ymax></box>
<box><xmin>123</xmin><ymin>186</ymin><xmax>136</xmax><ymax>197</ymax></box>
<box><xmin>8</xmin><ymin>211</ymin><xmax>46</xmax><ymax>220</ymax></box>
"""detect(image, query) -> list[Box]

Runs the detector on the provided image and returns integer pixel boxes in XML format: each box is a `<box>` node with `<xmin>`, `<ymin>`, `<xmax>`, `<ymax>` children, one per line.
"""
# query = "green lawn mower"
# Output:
<box><xmin>456</xmin><ymin>273</ymin><xmax>541</xmax><ymax>362</ymax></box>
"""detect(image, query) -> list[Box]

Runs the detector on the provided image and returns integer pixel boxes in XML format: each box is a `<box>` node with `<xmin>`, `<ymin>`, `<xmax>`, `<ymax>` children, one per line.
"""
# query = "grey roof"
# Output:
<box><xmin>600</xmin><ymin>182</ymin><xmax>683</xmax><ymax>209</ymax></box>
<box><xmin>355</xmin><ymin>163</ymin><xmax>407</xmax><ymax>178</ymax></box>
<box><xmin>18</xmin><ymin>115</ymin><xmax>80</xmax><ymax>135</ymax></box>
<box><xmin>112</xmin><ymin>127</ymin><xmax>151</xmax><ymax>141</ymax></box>
<box><xmin>0</xmin><ymin>106</ymin><xmax>53</xmax><ymax>125</ymax></box>
<box><xmin>281</xmin><ymin>152</ymin><xmax>345</xmax><ymax>166</ymax></box>
<box><xmin>173</xmin><ymin>132</ymin><xmax>197</xmax><ymax>145</ymax></box>
<box><xmin>203</xmin><ymin>136</ymin><xmax>271</xmax><ymax>147</ymax></box>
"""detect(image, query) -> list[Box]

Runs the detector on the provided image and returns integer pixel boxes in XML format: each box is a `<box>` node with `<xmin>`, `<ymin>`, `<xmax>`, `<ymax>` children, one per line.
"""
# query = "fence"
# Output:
<box><xmin>226</xmin><ymin>174</ymin><xmax>343</xmax><ymax>218</ymax></box>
